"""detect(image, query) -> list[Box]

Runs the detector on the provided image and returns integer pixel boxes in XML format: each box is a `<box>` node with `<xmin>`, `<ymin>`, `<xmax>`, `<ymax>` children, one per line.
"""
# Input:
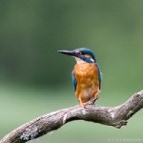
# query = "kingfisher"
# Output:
<box><xmin>58</xmin><ymin>47</ymin><xmax>102</xmax><ymax>107</ymax></box>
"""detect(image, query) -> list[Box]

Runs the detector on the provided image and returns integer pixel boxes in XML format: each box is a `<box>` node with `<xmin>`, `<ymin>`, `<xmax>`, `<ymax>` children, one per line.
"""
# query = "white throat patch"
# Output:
<box><xmin>74</xmin><ymin>57</ymin><xmax>94</xmax><ymax>63</ymax></box>
<box><xmin>74</xmin><ymin>57</ymin><xmax>85</xmax><ymax>63</ymax></box>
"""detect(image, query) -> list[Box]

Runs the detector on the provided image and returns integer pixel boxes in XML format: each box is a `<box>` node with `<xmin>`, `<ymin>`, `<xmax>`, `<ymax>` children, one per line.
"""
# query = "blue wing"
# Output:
<box><xmin>96</xmin><ymin>63</ymin><xmax>102</xmax><ymax>89</ymax></box>
<box><xmin>71</xmin><ymin>71</ymin><xmax>77</xmax><ymax>91</ymax></box>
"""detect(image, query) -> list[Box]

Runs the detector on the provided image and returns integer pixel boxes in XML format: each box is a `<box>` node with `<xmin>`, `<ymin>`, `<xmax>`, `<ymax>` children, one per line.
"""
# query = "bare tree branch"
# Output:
<box><xmin>1</xmin><ymin>90</ymin><xmax>143</xmax><ymax>143</ymax></box>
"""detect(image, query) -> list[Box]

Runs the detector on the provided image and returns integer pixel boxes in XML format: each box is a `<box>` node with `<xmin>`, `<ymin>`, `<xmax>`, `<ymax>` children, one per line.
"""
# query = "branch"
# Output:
<box><xmin>1</xmin><ymin>90</ymin><xmax>143</xmax><ymax>143</ymax></box>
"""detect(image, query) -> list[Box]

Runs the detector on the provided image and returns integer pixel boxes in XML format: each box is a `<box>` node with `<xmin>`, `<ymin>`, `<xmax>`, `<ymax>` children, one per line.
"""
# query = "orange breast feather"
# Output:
<box><xmin>74</xmin><ymin>63</ymin><xmax>99</xmax><ymax>106</ymax></box>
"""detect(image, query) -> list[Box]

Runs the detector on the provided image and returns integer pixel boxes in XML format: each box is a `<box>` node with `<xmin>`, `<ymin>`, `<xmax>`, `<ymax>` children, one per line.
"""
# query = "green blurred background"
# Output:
<box><xmin>0</xmin><ymin>0</ymin><xmax>143</xmax><ymax>142</ymax></box>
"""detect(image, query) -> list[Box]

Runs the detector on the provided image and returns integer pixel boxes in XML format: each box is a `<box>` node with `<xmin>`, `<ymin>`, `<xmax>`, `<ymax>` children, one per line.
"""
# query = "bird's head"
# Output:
<box><xmin>58</xmin><ymin>47</ymin><xmax>96</xmax><ymax>63</ymax></box>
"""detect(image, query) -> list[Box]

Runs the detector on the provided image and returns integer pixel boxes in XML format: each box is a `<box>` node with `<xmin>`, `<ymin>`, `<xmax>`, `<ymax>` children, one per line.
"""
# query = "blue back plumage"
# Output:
<box><xmin>96</xmin><ymin>63</ymin><xmax>102</xmax><ymax>89</ymax></box>
<box><xmin>71</xmin><ymin>71</ymin><xmax>77</xmax><ymax>91</ymax></box>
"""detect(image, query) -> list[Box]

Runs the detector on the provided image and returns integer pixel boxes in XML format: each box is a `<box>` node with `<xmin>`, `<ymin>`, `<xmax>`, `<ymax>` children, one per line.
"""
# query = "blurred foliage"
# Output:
<box><xmin>0</xmin><ymin>0</ymin><xmax>143</xmax><ymax>142</ymax></box>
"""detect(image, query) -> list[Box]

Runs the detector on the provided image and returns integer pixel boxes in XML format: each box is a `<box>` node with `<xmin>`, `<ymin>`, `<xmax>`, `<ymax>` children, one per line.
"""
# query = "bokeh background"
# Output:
<box><xmin>1</xmin><ymin>0</ymin><xmax>143</xmax><ymax>142</ymax></box>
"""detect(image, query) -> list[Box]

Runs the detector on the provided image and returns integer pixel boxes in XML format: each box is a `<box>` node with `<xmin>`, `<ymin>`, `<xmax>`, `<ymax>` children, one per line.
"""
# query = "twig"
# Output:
<box><xmin>1</xmin><ymin>90</ymin><xmax>143</xmax><ymax>143</ymax></box>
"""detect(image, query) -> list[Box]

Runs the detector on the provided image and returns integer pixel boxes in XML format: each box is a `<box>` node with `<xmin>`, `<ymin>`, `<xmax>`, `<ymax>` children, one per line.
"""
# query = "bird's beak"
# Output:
<box><xmin>57</xmin><ymin>50</ymin><xmax>77</xmax><ymax>57</ymax></box>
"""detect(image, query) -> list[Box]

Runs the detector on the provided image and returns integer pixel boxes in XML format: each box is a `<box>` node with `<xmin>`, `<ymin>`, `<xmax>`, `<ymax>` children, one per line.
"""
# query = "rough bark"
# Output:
<box><xmin>1</xmin><ymin>90</ymin><xmax>143</xmax><ymax>143</ymax></box>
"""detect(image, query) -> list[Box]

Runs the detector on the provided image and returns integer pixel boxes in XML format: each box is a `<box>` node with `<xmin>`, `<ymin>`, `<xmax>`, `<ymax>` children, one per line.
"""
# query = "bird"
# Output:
<box><xmin>57</xmin><ymin>47</ymin><xmax>102</xmax><ymax>107</ymax></box>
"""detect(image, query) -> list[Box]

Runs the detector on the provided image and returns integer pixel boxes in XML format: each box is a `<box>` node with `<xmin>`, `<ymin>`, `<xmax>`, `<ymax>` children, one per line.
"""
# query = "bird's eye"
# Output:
<box><xmin>81</xmin><ymin>52</ymin><xmax>86</xmax><ymax>55</ymax></box>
